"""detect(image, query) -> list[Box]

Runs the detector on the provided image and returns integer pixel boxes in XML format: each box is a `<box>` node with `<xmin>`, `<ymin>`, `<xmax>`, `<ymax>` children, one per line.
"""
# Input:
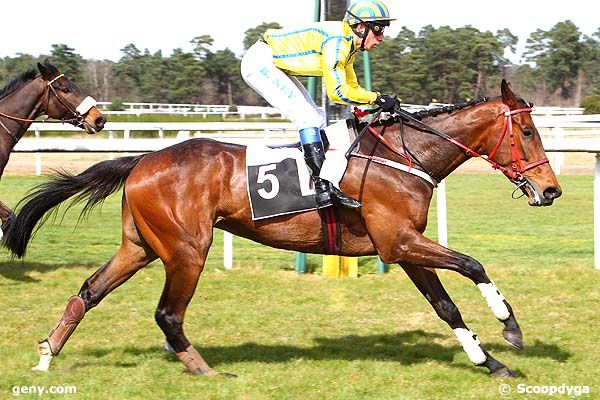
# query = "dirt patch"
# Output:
<box><xmin>4</xmin><ymin>152</ymin><xmax>146</xmax><ymax>175</ymax></box>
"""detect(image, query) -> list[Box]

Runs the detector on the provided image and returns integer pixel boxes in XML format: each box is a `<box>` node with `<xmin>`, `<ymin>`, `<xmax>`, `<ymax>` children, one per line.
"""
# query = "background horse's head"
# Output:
<box><xmin>37</xmin><ymin>61</ymin><xmax>105</xmax><ymax>134</ymax></box>
<box><xmin>481</xmin><ymin>80</ymin><xmax>562</xmax><ymax>206</ymax></box>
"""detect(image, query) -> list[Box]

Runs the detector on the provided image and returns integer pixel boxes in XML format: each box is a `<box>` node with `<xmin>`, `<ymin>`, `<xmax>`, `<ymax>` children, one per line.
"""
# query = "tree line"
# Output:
<box><xmin>1</xmin><ymin>20</ymin><xmax>599</xmax><ymax>109</ymax></box>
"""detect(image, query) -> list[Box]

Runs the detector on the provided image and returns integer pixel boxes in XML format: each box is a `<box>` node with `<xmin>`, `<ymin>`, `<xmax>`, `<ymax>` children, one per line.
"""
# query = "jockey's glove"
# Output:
<box><xmin>375</xmin><ymin>93</ymin><xmax>397</xmax><ymax>112</ymax></box>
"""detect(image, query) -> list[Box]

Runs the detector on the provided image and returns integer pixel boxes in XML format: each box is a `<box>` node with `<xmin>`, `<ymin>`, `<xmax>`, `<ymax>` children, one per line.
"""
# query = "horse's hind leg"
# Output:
<box><xmin>32</xmin><ymin>205</ymin><xmax>157</xmax><ymax>372</ymax></box>
<box><xmin>151</xmin><ymin>227</ymin><xmax>229</xmax><ymax>376</ymax></box>
<box><xmin>0</xmin><ymin>200</ymin><xmax>15</xmax><ymax>237</ymax></box>
<box><xmin>0</xmin><ymin>156</ymin><xmax>16</xmax><ymax>235</ymax></box>
<box><xmin>401</xmin><ymin>265</ymin><xmax>515</xmax><ymax>378</ymax></box>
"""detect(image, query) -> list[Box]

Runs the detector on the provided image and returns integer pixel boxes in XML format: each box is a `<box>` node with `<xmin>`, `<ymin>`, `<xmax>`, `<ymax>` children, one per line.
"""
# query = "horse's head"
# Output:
<box><xmin>481</xmin><ymin>80</ymin><xmax>562</xmax><ymax>206</ymax></box>
<box><xmin>37</xmin><ymin>61</ymin><xmax>106</xmax><ymax>134</ymax></box>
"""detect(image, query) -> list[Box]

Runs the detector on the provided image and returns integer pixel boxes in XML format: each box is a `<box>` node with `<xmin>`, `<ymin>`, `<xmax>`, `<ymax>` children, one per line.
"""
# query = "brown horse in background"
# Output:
<box><xmin>0</xmin><ymin>61</ymin><xmax>106</xmax><ymax>231</ymax></box>
<box><xmin>2</xmin><ymin>80</ymin><xmax>561</xmax><ymax>378</ymax></box>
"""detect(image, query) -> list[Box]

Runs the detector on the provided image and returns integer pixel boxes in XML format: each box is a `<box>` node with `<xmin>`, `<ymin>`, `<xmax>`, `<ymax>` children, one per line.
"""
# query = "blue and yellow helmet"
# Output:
<box><xmin>345</xmin><ymin>0</ymin><xmax>395</xmax><ymax>25</ymax></box>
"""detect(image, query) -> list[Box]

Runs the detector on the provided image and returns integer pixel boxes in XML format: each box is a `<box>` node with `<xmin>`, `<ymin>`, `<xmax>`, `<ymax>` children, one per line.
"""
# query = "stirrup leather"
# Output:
<box><xmin>313</xmin><ymin>178</ymin><xmax>333</xmax><ymax>209</ymax></box>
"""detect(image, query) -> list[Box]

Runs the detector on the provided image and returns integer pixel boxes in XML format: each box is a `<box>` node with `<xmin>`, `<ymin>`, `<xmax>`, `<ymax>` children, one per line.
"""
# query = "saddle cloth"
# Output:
<box><xmin>246</xmin><ymin>120</ymin><xmax>352</xmax><ymax>220</ymax></box>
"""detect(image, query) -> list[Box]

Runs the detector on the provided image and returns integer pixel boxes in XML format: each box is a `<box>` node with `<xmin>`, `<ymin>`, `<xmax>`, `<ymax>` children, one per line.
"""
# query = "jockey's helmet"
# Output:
<box><xmin>345</xmin><ymin>0</ymin><xmax>395</xmax><ymax>27</ymax></box>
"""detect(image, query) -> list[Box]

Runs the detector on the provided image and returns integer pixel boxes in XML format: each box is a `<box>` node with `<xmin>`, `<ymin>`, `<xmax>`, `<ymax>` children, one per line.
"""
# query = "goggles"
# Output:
<box><xmin>367</xmin><ymin>22</ymin><xmax>386</xmax><ymax>36</ymax></box>
<box><xmin>346</xmin><ymin>11</ymin><xmax>388</xmax><ymax>37</ymax></box>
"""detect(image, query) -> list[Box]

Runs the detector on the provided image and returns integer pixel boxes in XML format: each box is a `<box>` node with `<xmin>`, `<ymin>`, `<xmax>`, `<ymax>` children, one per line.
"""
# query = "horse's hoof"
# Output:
<box><xmin>490</xmin><ymin>367</ymin><xmax>515</xmax><ymax>378</ymax></box>
<box><xmin>195</xmin><ymin>369</ymin><xmax>237</xmax><ymax>378</ymax></box>
<box><xmin>503</xmin><ymin>330</ymin><xmax>524</xmax><ymax>350</ymax></box>
<box><xmin>31</xmin><ymin>364</ymin><xmax>50</xmax><ymax>372</ymax></box>
<box><xmin>217</xmin><ymin>371</ymin><xmax>238</xmax><ymax>378</ymax></box>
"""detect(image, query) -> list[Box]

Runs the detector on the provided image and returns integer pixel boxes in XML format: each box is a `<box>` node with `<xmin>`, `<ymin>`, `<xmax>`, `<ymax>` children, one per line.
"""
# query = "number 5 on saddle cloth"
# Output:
<box><xmin>246</xmin><ymin>120</ymin><xmax>352</xmax><ymax>221</ymax></box>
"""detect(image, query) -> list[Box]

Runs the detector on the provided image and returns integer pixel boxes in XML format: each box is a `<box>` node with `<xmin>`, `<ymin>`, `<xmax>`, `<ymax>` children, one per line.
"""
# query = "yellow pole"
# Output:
<box><xmin>321</xmin><ymin>0</ymin><xmax>360</xmax><ymax>279</ymax></box>
<box><xmin>323</xmin><ymin>255</ymin><xmax>358</xmax><ymax>277</ymax></box>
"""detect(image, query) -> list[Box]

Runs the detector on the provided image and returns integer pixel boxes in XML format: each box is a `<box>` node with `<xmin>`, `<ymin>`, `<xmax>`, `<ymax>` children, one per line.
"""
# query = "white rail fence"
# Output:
<box><xmin>96</xmin><ymin>102</ymin><xmax>284</xmax><ymax>119</ymax></box>
<box><xmin>94</xmin><ymin>102</ymin><xmax>586</xmax><ymax>123</ymax></box>
<box><xmin>22</xmin><ymin>113</ymin><xmax>600</xmax><ymax>174</ymax></box>
<box><xmin>13</xmin><ymin>115</ymin><xmax>600</xmax><ymax>270</ymax></box>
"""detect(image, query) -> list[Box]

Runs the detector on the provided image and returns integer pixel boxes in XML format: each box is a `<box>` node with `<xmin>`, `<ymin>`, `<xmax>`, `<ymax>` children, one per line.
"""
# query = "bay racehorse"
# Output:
<box><xmin>0</xmin><ymin>61</ymin><xmax>106</xmax><ymax>232</ymax></box>
<box><xmin>2</xmin><ymin>80</ymin><xmax>561</xmax><ymax>378</ymax></box>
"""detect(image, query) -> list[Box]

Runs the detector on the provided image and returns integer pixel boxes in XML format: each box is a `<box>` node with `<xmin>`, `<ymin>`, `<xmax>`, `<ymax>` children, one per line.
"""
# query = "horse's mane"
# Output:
<box><xmin>409</xmin><ymin>95</ymin><xmax>533</xmax><ymax>121</ymax></box>
<box><xmin>411</xmin><ymin>97</ymin><xmax>491</xmax><ymax>120</ymax></box>
<box><xmin>367</xmin><ymin>94</ymin><xmax>534</xmax><ymax>129</ymax></box>
<box><xmin>0</xmin><ymin>69</ymin><xmax>39</xmax><ymax>101</ymax></box>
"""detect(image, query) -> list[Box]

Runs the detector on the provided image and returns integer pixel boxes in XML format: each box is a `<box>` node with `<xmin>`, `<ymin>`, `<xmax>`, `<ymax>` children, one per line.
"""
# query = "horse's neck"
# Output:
<box><xmin>401</xmin><ymin>106</ymin><xmax>499</xmax><ymax>181</ymax></box>
<box><xmin>0</xmin><ymin>78</ymin><xmax>45</xmax><ymax>143</ymax></box>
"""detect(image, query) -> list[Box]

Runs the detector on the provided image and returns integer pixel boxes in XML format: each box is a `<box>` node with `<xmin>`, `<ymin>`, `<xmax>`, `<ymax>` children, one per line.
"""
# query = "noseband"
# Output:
<box><xmin>0</xmin><ymin>74</ymin><xmax>96</xmax><ymax>144</ymax></box>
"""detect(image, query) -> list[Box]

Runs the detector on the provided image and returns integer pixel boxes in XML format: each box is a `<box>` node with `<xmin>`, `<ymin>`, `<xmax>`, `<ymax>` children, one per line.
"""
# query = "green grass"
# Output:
<box><xmin>0</xmin><ymin>173</ymin><xmax>598</xmax><ymax>399</ymax></box>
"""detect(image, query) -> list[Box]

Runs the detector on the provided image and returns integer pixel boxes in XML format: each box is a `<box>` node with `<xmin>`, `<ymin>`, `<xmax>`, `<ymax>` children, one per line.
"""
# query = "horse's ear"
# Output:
<box><xmin>501</xmin><ymin>79</ymin><xmax>518</xmax><ymax>108</ymax></box>
<box><xmin>37</xmin><ymin>60</ymin><xmax>59</xmax><ymax>81</ymax></box>
<box><xmin>37</xmin><ymin>62</ymin><xmax>53</xmax><ymax>80</ymax></box>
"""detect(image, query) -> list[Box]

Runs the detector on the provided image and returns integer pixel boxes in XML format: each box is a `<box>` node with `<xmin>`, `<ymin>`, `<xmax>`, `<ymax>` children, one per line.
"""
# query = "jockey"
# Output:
<box><xmin>241</xmin><ymin>0</ymin><xmax>396</xmax><ymax>210</ymax></box>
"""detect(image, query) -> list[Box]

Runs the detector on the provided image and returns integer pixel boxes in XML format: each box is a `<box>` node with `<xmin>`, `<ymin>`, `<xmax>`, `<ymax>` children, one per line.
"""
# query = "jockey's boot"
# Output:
<box><xmin>302</xmin><ymin>141</ymin><xmax>361</xmax><ymax>210</ymax></box>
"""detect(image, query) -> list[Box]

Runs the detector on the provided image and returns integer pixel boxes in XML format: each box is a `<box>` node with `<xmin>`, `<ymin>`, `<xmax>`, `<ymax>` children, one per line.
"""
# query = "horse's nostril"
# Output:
<box><xmin>95</xmin><ymin>116</ymin><xmax>106</xmax><ymax>129</ymax></box>
<box><xmin>543</xmin><ymin>186</ymin><xmax>562</xmax><ymax>200</ymax></box>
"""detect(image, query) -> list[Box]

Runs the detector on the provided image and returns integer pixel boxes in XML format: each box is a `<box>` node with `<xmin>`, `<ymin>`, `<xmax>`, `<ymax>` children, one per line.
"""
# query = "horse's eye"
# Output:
<box><xmin>62</xmin><ymin>86</ymin><xmax>71</xmax><ymax>93</ymax></box>
<box><xmin>522</xmin><ymin>128</ymin><xmax>533</xmax><ymax>137</ymax></box>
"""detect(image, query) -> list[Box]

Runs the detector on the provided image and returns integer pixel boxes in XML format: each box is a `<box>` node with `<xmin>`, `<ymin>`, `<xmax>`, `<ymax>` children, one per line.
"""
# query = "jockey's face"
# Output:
<box><xmin>354</xmin><ymin>23</ymin><xmax>385</xmax><ymax>51</ymax></box>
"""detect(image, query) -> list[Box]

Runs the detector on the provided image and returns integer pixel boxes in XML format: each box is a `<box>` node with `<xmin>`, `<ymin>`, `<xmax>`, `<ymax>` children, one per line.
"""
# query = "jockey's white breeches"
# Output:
<box><xmin>241</xmin><ymin>41</ymin><xmax>326</xmax><ymax>132</ymax></box>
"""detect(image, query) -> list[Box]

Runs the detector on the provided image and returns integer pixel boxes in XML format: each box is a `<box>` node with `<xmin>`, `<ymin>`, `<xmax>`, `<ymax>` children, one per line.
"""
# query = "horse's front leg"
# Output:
<box><xmin>476</xmin><ymin>277</ymin><xmax>523</xmax><ymax>350</ymax></box>
<box><xmin>378</xmin><ymin>231</ymin><xmax>523</xmax><ymax>349</ymax></box>
<box><xmin>400</xmin><ymin>264</ymin><xmax>514</xmax><ymax>377</ymax></box>
<box><xmin>400</xmin><ymin>235</ymin><xmax>523</xmax><ymax>349</ymax></box>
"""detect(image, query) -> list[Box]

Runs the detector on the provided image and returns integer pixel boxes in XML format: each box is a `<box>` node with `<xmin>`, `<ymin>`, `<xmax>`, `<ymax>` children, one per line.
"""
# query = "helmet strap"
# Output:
<box><xmin>347</xmin><ymin>11</ymin><xmax>371</xmax><ymax>51</ymax></box>
<box><xmin>351</xmin><ymin>24</ymin><xmax>370</xmax><ymax>51</ymax></box>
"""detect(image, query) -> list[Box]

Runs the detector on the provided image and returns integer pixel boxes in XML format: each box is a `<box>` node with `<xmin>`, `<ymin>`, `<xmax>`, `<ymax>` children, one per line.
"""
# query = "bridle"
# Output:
<box><xmin>0</xmin><ymin>74</ymin><xmax>97</xmax><ymax>144</ymax></box>
<box><xmin>350</xmin><ymin>102</ymin><xmax>549</xmax><ymax>187</ymax></box>
<box><xmin>485</xmin><ymin>104</ymin><xmax>549</xmax><ymax>182</ymax></box>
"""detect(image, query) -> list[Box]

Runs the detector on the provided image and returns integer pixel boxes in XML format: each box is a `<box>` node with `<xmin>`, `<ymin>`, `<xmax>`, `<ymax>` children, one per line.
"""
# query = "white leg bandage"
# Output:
<box><xmin>164</xmin><ymin>340</ymin><xmax>176</xmax><ymax>354</ymax></box>
<box><xmin>453</xmin><ymin>328</ymin><xmax>487</xmax><ymax>365</ymax></box>
<box><xmin>31</xmin><ymin>341</ymin><xmax>53</xmax><ymax>372</ymax></box>
<box><xmin>477</xmin><ymin>282</ymin><xmax>510</xmax><ymax>320</ymax></box>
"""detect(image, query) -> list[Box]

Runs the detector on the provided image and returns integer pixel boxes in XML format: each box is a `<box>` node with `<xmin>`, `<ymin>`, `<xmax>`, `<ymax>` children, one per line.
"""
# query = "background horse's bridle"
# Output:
<box><xmin>0</xmin><ymin>74</ymin><xmax>96</xmax><ymax>144</ymax></box>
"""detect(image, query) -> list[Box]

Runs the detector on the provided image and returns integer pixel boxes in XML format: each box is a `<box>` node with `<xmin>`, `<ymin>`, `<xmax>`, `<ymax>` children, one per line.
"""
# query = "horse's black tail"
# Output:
<box><xmin>2</xmin><ymin>155</ymin><xmax>143</xmax><ymax>258</ymax></box>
